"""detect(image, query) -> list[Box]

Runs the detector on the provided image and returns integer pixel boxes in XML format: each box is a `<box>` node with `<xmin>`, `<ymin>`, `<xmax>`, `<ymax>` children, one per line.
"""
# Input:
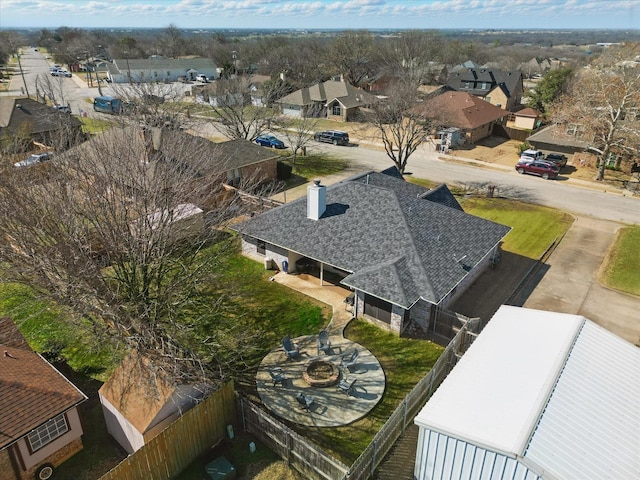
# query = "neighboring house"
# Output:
<box><xmin>99</xmin><ymin>351</ymin><xmax>206</xmax><ymax>453</ymax></box>
<box><xmin>0</xmin><ymin>97</ymin><xmax>84</xmax><ymax>151</ymax></box>
<box><xmin>413</xmin><ymin>91</ymin><xmax>509</xmax><ymax>144</ymax></box>
<box><xmin>194</xmin><ymin>79</ymin><xmax>246</xmax><ymax>107</ymax></box>
<box><xmin>276</xmin><ymin>79</ymin><xmax>377</xmax><ymax>121</ymax></box>
<box><xmin>0</xmin><ymin>317</ymin><xmax>87</xmax><ymax>480</ymax></box>
<box><xmin>106</xmin><ymin>56</ymin><xmax>218</xmax><ymax>83</ymax></box>
<box><xmin>62</xmin><ymin>126</ymin><xmax>279</xmax><ymax>206</ymax></box>
<box><xmin>414</xmin><ymin>305</ymin><xmax>640</xmax><ymax>480</ymax></box>
<box><xmin>508</xmin><ymin>107</ymin><xmax>542</xmax><ymax>130</ymax></box>
<box><xmin>233</xmin><ymin>169</ymin><xmax>510</xmax><ymax>336</ymax></box>
<box><xmin>247</xmin><ymin>74</ymin><xmax>273</xmax><ymax>107</ymax></box>
<box><xmin>446</xmin><ymin>68</ymin><xmax>524</xmax><ymax>111</ymax></box>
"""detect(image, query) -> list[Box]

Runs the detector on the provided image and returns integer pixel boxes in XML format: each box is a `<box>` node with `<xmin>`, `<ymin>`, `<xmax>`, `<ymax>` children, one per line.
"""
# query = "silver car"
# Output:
<box><xmin>14</xmin><ymin>152</ymin><xmax>53</xmax><ymax>168</ymax></box>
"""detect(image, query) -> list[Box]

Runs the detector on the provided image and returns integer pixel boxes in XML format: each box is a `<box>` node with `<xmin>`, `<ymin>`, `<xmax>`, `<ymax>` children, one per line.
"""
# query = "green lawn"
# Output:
<box><xmin>280</xmin><ymin>154</ymin><xmax>348</xmax><ymax>186</ymax></box>
<box><xmin>299</xmin><ymin>319</ymin><xmax>444</xmax><ymax>463</ymax></box>
<box><xmin>460</xmin><ymin>197</ymin><xmax>574</xmax><ymax>258</ymax></box>
<box><xmin>601</xmin><ymin>226</ymin><xmax>640</xmax><ymax>295</ymax></box>
<box><xmin>80</xmin><ymin>116</ymin><xmax>115</xmax><ymax>134</ymax></box>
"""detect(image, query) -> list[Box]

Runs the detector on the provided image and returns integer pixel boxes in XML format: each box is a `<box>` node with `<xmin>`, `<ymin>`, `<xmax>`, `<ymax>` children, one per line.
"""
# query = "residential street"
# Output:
<box><xmin>4</xmin><ymin>49</ymin><xmax>639</xmax><ymax>343</ymax></box>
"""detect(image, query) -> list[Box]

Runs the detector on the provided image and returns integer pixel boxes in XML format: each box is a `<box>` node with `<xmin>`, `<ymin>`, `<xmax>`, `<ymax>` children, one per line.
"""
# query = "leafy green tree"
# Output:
<box><xmin>528</xmin><ymin>68</ymin><xmax>573</xmax><ymax>113</ymax></box>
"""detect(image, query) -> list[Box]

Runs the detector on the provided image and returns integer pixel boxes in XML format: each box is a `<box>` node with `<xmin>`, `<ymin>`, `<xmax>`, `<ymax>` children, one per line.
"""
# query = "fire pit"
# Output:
<box><xmin>302</xmin><ymin>359</ymin><xmax>339</xmax><ymax>387</ymax></box>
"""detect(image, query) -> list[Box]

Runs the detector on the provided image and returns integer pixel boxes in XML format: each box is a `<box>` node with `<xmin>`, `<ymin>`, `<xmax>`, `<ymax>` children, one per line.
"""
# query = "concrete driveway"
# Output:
<box><xmin>523</xmin><ymin>216</ymin><xmax>640</xmax><ymax>345</ymax></box>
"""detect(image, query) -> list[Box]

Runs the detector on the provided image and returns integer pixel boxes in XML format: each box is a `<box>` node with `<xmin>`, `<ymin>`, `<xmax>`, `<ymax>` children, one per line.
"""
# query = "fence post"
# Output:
<box><xmin>402</xmin><ymin>399</ymin><xmax>407</xmax><ymax>432</ymax></box>
<box><xmin>371</xmin><ymin>440</ymin><xmax>377</xmax><ymax>477</ymax></box>
<box><xmin>240</xmin><ymin>398</ymin><xmax>246</xmax><ymax>433</ymax></box>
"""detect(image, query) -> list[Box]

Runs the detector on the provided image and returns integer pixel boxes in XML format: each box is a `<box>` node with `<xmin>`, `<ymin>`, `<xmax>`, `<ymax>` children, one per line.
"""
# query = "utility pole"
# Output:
<box><xmin>16</xmin><ymin>52</ymin><xmax>30</xmax><ymax>98</ymax></box>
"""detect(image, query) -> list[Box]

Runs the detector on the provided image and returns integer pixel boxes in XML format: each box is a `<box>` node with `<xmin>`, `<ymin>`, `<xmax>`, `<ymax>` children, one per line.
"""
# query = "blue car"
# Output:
<box><xmin>255</xmin><ymin>135</ymin><xmax>285</xmax><ymax>149</ymax></box>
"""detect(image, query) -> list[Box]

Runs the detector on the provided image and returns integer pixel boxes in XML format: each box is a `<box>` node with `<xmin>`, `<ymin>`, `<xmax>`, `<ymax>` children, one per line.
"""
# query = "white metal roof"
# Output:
<box><xmin>414</xmin><ymin>305</ymin><xmax>640</xmax><ymax>479</ymax></box>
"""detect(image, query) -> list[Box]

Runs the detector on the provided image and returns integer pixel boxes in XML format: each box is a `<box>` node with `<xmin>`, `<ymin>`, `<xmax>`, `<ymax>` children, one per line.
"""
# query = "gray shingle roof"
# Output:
<box><xmin>277</xmin><ymin>80</ymin><xmax>376</xmax><ymax>108</ymax></box>
<box><xmin>234</xmin><ymin>173</ymin><xmax>510</xmax><ymax>308</ymax></box>
<box><xmin>447</xmin><ymin>68</ymin><xmax>522</xmax><ymax>99</ymax></box>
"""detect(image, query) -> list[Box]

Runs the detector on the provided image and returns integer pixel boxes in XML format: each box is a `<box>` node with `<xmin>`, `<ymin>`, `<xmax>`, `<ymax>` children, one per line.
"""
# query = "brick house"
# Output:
<box><xmin>0</xmin><ymin>318</ymin><xmax>87</xmax><ymax>480</ymax></box>
<box><xmin>413</xmin><ymin>91</ymin><xmax>509</xmax><ymax>144</ymax></box>
<box><xmin>233</xmin><ymin>168</ymin><xmax>510</xmax><ymax>337</ymax></box>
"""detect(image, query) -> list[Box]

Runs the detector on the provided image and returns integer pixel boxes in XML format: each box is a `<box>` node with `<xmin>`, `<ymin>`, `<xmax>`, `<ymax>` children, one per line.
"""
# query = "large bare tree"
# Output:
<box><xmin>368</xmin><ymin>81</ymin><xmax>432</xmax><ymax>174</ymax></box>
<box><xmin>551</xmin><ymin>47</ymin><xmax>640</xmax><ymax>181</ymax></box>
<box><xmin>0</xmin><ymin>123</ymin><xmax>262</xmax><ymax>386</ymax></box>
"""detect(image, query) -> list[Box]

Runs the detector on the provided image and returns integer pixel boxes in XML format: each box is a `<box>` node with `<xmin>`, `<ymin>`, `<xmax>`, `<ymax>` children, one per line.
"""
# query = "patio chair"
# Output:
<box><xmin>340</xmin><ymin>349</ymin><xmax>359</xmax><ymax>372</ymax></box>
<box><xmin>269</xmin><ymin>367</ymin><xmax>287</xmax><ymax>387</ymax></box>
<box><xmin>336</xmin><ymin>377</ymin><xmax>357</xmax><ymax>396</ymax></box>
<box><xmin>295</xmin><ymin>392</ymin><xmax>315</xmax><ymax>412</ymax></box>
<box><xmin>316</xmin><ymin>330</ymin><xmax>332</xmax><ymax>355</ymax></box>
<box><xmin>282</xmin><ymin>336</ymin><xmax>300</xmax><ymax>360</ymax></box>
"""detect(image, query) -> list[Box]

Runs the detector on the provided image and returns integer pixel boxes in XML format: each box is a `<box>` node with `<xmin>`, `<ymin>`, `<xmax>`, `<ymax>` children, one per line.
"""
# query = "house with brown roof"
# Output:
<box><xmin>98</xmin><ymin>351</ymin><xmax>206</xmax><ymax>453</ymax></box>
<box><xmin>0</xmin><ymin>97</ymin><xmax>84</xmax><ymax>152</ymax></box>
<box><xmin>0</xmin><ymin>318</ymin><xmax>87</xmax><ymax>480</ymax></box>
<box><xmin>508</xmin><ymin>107</ymin><xmax>542</xmax><ymax>130</ymax></box>
<box><xmin>413</xmin><ymin>91</ymin><xmax>509</xmax><ymax>144</ymax></box>
<box><xmin>277</xmin><ymin>79</ymin><xmax>377</xmax><ymax>121</ymax></box>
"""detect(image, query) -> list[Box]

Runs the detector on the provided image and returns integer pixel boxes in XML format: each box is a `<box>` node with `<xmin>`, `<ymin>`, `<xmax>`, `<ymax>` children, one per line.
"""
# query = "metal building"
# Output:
<box><xmin>414</xmin><ymin>305</ymin><xmax>640</xmax><ymax>480</ymax></box>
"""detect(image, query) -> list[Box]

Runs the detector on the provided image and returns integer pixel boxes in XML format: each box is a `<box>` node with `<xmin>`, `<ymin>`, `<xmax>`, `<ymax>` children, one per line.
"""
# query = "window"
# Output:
<box><xmin>606</xmin><ymin>153</ymin><xmax>617</xmax><ymax>167</ymax></box>
<box><xmin>27</xmin><ymin>414</ymin><xmax>69</xmax><ymax>452</ymax></box>
<box><xmin>332</xmin><ymin>103</ymin><xmax>341</xmax><ymax>116</ymax></box>
<box><xmin>481</xmin><ymin>82</ymin><xmax>487</xmax><ymax>89</ymax></box>
<box><xmin>464</xmin><ymin>82</ymin><xmax>470</xmax><ymax>89</ymax></box>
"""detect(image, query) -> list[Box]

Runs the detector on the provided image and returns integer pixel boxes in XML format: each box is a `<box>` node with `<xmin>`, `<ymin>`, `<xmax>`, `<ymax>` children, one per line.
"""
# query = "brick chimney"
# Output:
<box><xmin>307</xmin><ymin>179</ymin><xmax>326</xmax><ymax>221</ymax></box>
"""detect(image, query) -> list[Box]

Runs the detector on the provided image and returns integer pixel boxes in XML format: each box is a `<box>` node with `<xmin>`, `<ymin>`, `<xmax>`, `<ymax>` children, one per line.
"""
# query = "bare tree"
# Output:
<box><xmin>198</xmin><ymin>76</ymin><xmax>281</xmax><ymax>141</ymax></box>
<box><xmin>368</xmin><ymin>82</ymin><xmax>432</xmax><ymax>174</ymax></box>
<box><xmin>278</xmin><ymin>113</ymin><xmax>321</xmax><ymax>165</ymax></box>
<box><xmin>0</xmin><ymin>123</ymin><xmax>264</xmax><ymax>385</ymax></box>
<box><xmin>551</xmin><ymin>52</ymin><xmax>640</xmax><ymax>180</ymax></box>
<box><xmin>330</xmin><ymin>30</ymin><xmax>375</xmax><ymax>85</ymax></box>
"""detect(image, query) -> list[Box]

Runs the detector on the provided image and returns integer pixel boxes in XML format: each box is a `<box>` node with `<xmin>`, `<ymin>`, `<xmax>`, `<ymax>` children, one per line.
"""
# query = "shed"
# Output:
<box><xmin>414</xmin><ymin>305</ymin><xmax>640</xmax><ymax>480</ymax></box>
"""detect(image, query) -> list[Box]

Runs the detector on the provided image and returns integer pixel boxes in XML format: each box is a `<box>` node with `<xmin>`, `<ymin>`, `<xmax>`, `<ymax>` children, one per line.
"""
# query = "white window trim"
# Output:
<box><xmin>27</xmin><ymin>413</ymin><xmax>69</xmax><ymax>452</ymax></box>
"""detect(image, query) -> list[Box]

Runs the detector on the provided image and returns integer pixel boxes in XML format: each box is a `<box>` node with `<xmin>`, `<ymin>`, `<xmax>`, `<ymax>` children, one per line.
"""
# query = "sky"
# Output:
<box><xmin>0</xmin><ymin>0</ymin><xmax>638</xmax><ymax>31</ymax></box>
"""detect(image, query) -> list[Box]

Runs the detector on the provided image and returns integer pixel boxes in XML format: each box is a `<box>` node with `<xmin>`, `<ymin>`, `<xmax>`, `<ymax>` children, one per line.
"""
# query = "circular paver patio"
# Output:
<box><xmin>257</xmin><ymin>335</ymin><xmax>386</xmax><ymax>427</ymax></box>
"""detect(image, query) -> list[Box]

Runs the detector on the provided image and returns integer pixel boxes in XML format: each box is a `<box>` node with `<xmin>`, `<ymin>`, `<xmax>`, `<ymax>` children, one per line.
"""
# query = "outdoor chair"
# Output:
<box><xmin>340</xmin><ymin>349</ymin><xmax>359</xmax><ymax>372</ymax></box>
<box><xmin>316</xmin><ymin>330</ymin><xmax>332</xmax><ymax>355</ymax></box>
<box><xmin>282</xmin><ymin>336</ymin><xmax>300</xmax><ymax>360</ymax></box>
<box><xmin>295</xmin><ymin>392</ymin><xmax>315</xmax><ymax>412</ymax></box>
<box><xmin>337</xmin><ymin>377</ymin><xmax>357</xmax><ymax>396</ymax></box>
<box><xmin>269</xmin><ymin>367</ymin><xmax>287</xmax><ymax>387</ymax></box>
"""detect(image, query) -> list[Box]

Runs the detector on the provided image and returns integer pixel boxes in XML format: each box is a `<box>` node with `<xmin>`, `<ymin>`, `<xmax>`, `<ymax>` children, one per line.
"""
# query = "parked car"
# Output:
<box><xmin>255</xmin><ymin>135</ymin><xmax>286</xmax><ymax>149</ymax></box>
<box><xmin>544</xmin><ymin>153</ymin><xmax>568</xmax><ymax>168</ymax></box>
<box><xmin>314</xmin><ymin>130</ymin><xmax>350</xmax><ymax>146</ymax></box>
<box><xmin>51</xmin><ymin>69</ymin><xmax>72</xmax><ymax>77</ymax></box>
<box><xmin>53</xmin><ymin>104</ymin><xmax>72</xmax><ymax>114</ymax></box>
<box><xmin>195</xmin><ymin>74</ymin><xmax>209</xmax><ymax>83</ymax></box>
<box><xmin>519</xmin><ymin>149</ymin><xmax>544</xmax><ymax>162</ymax></box>
<box><xmin>515</xmin><ymin>160</ymin><xmax>559</xmax><ymax>180</ymax></box>
<box><xmin>14</xmin><ymin>152</ymin><xmax>53</xmax><ymax>168</ymax></box>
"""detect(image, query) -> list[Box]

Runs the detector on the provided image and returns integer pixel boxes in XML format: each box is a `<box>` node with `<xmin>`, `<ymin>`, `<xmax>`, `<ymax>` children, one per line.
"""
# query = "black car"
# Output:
<box><xmin>313</xmin><ymin>130</ymin><xmax>350</xmax><ymax>146</ymax></box>
<box><xmin>544</xmin><ymin>153</ymin><xmax>568</xmax><ymax>168</ymax></box>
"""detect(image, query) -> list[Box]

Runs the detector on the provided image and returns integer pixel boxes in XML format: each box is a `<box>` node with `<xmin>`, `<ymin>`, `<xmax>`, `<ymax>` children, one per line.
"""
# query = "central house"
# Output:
<box><xmin>233</xmin><ymin>169</ymin><xmax>510</xmax><ymax>336</ymax></box>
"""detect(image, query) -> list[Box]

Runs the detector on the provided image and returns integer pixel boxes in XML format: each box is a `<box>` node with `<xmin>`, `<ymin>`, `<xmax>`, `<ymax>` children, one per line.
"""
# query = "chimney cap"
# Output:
<box><xmin>313</xmin><ymin>178</ymin><xmax>321</xmax><ymax>186</ymax></box>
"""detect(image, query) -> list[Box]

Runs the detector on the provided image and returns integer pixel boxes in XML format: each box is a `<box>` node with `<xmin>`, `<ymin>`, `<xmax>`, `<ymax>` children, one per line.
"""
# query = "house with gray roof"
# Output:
<box><xmin>446</xmin><ymin>68</ymin><xmax>524</xmax><ymax>111</ymax></box>
<box><xmin>276</xmin><ymin>79</ymin><xmax>377</xmax><ymax>121</ymax></box>
<box><xmin>233</xmin><ymin>169</ymin><xmax>510</xmax><ymax>336</ymax></box>
<box><xmin>106</xmin><ymin>56</ymin><xmax>218</xmax><ymax>84</ymax></box>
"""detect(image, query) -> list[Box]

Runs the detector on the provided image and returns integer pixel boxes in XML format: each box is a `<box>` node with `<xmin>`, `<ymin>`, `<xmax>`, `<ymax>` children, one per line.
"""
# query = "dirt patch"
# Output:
<box><xmin>450</xmin><ymin>137</ymin><xmax>522</xmax><ymax>167</ymax></box>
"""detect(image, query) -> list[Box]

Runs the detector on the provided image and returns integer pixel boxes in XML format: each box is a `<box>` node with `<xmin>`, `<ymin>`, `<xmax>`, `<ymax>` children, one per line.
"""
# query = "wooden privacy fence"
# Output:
<box><xmin>99</xmin><ymin>381</ymin><xmax>237</xmax><ymax>480</ymax></box>
<box><xmin>241</xmin><ymin>398</ymin><xmax>350</xmax><ymax>480</ymax></box>
<box><xmin>345</xmin><ymin>323</ymin><xmax>474</xmax><ymax>480</ymax></box>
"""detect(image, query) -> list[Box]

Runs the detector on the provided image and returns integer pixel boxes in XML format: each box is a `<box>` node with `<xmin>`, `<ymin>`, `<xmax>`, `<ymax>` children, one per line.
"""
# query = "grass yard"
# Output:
<box><xmin>298</xmin><ymin>319</ymin><xmax>444</xmax><ymax>464</ymax></box>
<box><xmin>280</xmin><ymin>154</ymin><xmax>348</xmax><ymax>189</ymax></box>
<box><xmin>600</xmin><ymin>226</ymin><xmax>640</xmax><ymax>296</ymax></box>
<box><xmin>80</xmin><ymin>115</ymin><xmax>115</xmax><ymax>134</ymax></box>
<box><xmin>460</xmin><ymin>197</ymin><xmax>574</xmax><ymax>258</ymax></box>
